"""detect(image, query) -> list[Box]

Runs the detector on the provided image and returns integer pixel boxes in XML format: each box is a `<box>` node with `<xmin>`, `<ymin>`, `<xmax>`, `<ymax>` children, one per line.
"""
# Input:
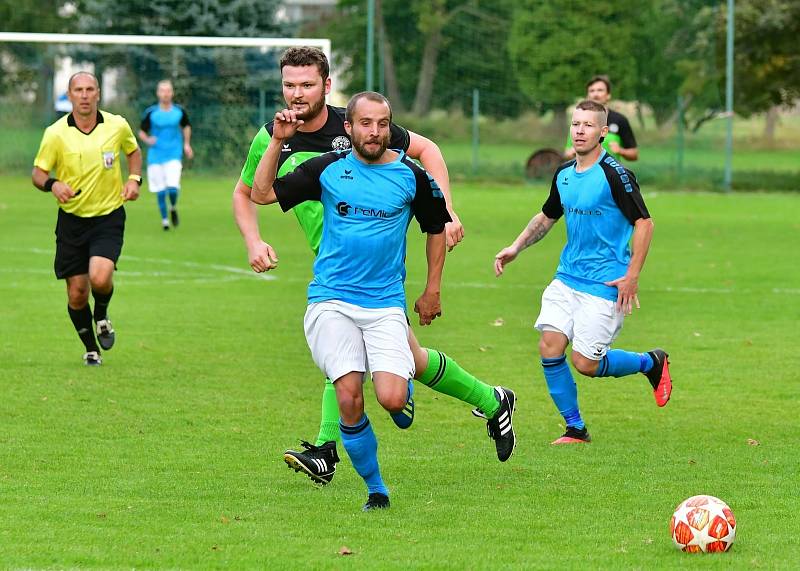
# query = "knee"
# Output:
<box><xmin>89</xmin><ymin>273</ymin><xmax>113</xmax><ymax>293</ymax></box>
<box><xmin>539</xmin><ymin>336</ymin><xmax>564</xmax><ymax>359</ymax></box>
<box><xmin>337</xmin><ymin>391</ymin><xmax>364</xmax><ymax>424</ymax></box>
<box><xmin>67</xmin><ymin>284</ymin><xmax>90</xmax><ymax>308</ymax></box>
<box><xmin>571</xmin><ymin>353</ymin><xmax>599</xmax><ymax>377</ymax></box>
<box><xmin>378</xmin><ymin>390</ymin><xmax>407</xmax><ymax>414</ymax></box>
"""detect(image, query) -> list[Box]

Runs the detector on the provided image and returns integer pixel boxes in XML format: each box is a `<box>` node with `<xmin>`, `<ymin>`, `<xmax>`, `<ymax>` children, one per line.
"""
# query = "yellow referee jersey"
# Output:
<box><xmin>34</xmin><ymin>110</ymin><xmax>139</xmax><ymax>217</ymax></box>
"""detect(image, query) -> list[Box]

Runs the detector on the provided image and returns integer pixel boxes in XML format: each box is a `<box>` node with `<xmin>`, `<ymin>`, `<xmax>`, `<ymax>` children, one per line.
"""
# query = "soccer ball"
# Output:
<box><xmin>671</xmin><ymin>495</ymin><xmax>737</xmax><ymax>553</ymax></box>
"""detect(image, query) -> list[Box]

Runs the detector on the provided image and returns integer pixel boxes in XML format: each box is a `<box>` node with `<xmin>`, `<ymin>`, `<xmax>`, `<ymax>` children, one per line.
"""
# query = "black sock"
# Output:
<box><xmin>92</xmin><ymin>287</ymin><xmax>113</xmax><ymax>322</ymax></box>
<box><xmin>68</xmin><ymin>304</ymin><xmax>99</xmax><ymax>352</ymax></box>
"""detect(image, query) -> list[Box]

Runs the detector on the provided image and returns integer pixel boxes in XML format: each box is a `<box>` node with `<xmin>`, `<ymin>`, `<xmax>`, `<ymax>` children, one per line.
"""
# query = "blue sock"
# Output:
<box><xmin>167</xmin><ymin>186</ymin><xmax>179</xmax><ymax>207</ymax></box>
<box><xmin>156</xmin><ymin>190</ymin><xmax>168</xmax><ymax>220</ymax></box>
<box><xmin>339</xmin><ymin>415</ymin><xmax>388</xmax><ymax>496</ymax></box>
<box><xmin>542</xmin><ymin>356</ymin><xmax>584</xmax><ymax>429</ymax></box>
<box><xmin>596</xmin><ymin>349</ymin><xmax>654</xmax><ymax>378</ymax></box>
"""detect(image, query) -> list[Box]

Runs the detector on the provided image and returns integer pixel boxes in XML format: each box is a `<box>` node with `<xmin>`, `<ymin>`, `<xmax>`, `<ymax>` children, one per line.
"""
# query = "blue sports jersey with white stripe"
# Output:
<box><xmin>273</xmin><ymin>149</ymin><xmax>449</xmax><ymax>310</ymax></box>
<box><xmin>542</xmin><ymin>151</ymin><xmax>650</xmax><ymax>301</ymax></box>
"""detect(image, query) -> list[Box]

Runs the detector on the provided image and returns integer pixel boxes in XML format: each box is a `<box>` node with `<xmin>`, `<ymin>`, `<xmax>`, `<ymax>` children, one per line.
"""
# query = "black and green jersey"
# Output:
<box><xmin>240</xmin><ymin>105</ymin><xmax>410</xmax><ymax>254</ymax></box>
<box><xmin>565</xmin><ymin>109</ymin><xmax>638</xmax><ymax>161</ymax></box>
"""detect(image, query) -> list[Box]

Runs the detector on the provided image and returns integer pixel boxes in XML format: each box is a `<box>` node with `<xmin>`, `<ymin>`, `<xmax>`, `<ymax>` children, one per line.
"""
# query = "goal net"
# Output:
<box><xmin>0</xmin><ymin>32</ymin><xmax>330</xmax><ymax>174</ymax></box>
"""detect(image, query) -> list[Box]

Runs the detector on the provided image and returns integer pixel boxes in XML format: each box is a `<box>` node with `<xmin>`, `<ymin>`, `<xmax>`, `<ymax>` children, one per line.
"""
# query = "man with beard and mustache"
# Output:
<box><xmin>248</xmin><ymin>92</ymin><xmax>452</xmax><ymax>510</ymax></box>
<box><xmin>495</xmin><ymin>100</ymin><xmax>671</xmax><ymax>445</ymax></box>
<box><xmin>233</xmin><ymin>47</ymin><xmax>517</xmax><ymax>489</ymax></box>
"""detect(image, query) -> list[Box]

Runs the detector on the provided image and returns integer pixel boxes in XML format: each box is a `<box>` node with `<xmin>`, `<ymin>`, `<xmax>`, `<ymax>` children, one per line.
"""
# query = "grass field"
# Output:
<box><xmin>1</xmin><ymin>174</ymin><xmax>799</xmax><ymax>569</ymax></box>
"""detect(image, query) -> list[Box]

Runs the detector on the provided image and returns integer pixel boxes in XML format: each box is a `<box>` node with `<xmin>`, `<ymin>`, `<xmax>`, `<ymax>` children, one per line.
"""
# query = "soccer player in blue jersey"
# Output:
<box><xmin>139</xmin><ymin>80</ymin><xmax>193</xmax><ymax>230</ymax></box>
<box><xmin>233</xmin><ymin>47</ymin><xmax>516</xmax><ymax>487</ymax></box>
<box><xmin>495</xmin><ymin>99</ymin><xmax>672</xmax><ymax>444</ymax></box>
<box><xmin>249</xmin><ymin>92</ymin><xmax>450</xmax><ymax>510</ymax></box>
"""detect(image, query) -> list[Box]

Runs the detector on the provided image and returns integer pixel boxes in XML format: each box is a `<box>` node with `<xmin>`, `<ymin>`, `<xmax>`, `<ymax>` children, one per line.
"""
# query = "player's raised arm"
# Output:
<box><xmin>406</xmin><ymin>131</ymin><xmax>464</xmax><ymax>251</ymax></box>
<box><xmin>251</xmin><ymin>109</ymin><xmax>303</xmax><ymax>205</ymax></box>
<box><xmin>494</xmin><ymin>212</ymin><xmax>557</xmax><ymax>277</ymax></box>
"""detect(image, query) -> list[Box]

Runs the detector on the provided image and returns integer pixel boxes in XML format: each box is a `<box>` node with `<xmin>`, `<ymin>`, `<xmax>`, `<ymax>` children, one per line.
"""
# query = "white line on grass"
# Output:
<box><xmin>4</xmin><ymin>247</ymin><xmax>797</xmax><ymax>295</ymax></box>
<box><xmin>1</xmin><ymin>247</ymin><xmax>275</xmax><ymax>283</ymax></box>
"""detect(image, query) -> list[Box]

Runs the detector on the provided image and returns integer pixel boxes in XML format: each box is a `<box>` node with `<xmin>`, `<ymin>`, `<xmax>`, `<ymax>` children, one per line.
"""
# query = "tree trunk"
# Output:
<box><xmin>763</xmin><ymin>105</ymin><xmax>779</xmax><ymax>143</ymax></box>
<box><xmin>550</xmin><ymin>106</ymin><xmax>567</xmax><ymax>138</ymax></box>
<box><xmin>376</xmin><ymin>0</ymin><xmax>404</xmax><ymax>112</ymax></box>
<box><xmin>411</xmin><ymin>26</ymin><xmax>443</xmax><ymax>116</ymax></box>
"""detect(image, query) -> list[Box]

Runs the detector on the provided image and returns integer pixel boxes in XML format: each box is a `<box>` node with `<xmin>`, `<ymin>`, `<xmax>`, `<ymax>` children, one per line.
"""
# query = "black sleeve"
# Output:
<box><xmin>406</xmin><ymin>158</ymin><xmax>451</xmax><ymax>234</ymax></box>
<box><xmin>179</xmin><ymin>107</ymin><xmax>191</xmax><ymax>128</ymax></box>
<box><xmin>273</xmin><ymin>154</ymin><xmax>335</xmax><ymax>212</ymax></box>
<box><xmin>617</xmin><ymin>114</ymin><xmax>637</xmax><ymax>149</ymax></box>
<box><xmin>541</xmin><ymin>166</ymin><xmax>567</xmax><ymax>220</ymax></box>
<box><xmin>389</xmin><ymin>122</ymin><xmax>411</xmax><ymax>151</ymax></box>
<box><xmin>140</xmin><ymin>110</ymin><xmax>152</xmax><ymax>134</ymax></box>
<box><xmin>602</xmin><ymin>162</ymin><xmax>650</xmax><ymax>224</ymax></box>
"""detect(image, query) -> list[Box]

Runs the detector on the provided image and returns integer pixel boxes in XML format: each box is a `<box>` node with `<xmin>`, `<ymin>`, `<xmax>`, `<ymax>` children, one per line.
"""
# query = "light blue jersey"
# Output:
<box><xmin>542</xmin><ymin>152</ymin><xmax>650</xmax><ymax>301</ymax></box>
<box><xmin>140</xmin><ymin>104</ymin><xmax>190</xmax><ymax>164</ymax></box>
<box><xmin>273</xmin><ymin>150</ymin><xmax>449</xmax><ymax>309</ymax></box>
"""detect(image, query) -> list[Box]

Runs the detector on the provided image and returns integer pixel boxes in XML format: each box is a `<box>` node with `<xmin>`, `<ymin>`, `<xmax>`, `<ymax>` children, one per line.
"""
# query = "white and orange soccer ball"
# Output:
<box><xmin>671</xmin><ymin>495</ymin><xmax>737</xmax><ymax>553</ymax></box>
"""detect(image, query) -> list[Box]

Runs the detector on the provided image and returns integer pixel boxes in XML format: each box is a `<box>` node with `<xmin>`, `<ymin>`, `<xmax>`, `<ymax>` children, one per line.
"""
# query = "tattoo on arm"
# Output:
<box><xmin>522</xmin><ymin>217</ymin><xmax>550</xmax><ymax>249</ymax></box>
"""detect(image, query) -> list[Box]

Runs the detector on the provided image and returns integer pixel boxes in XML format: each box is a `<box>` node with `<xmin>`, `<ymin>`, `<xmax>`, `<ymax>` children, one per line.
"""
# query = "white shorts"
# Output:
<box><xmin>534</xmin><ymin>279</ymin><xmax>624</xmax><ymax>361</ymax></box>
<box><xmin>303</xmin><ymin>300</ymin><xmax>414</xmax><ymax>383</ymax></box>
<box><xmin>147</xmin><ymin>159</ymin><xmax>182</xmax><ymax>193</ymax></box>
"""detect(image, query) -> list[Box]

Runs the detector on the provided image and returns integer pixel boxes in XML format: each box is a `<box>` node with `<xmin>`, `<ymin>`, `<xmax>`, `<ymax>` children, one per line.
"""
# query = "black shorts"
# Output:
<box><xmin>54</xmin><ymin>206</ymin><xmax>126</xmax><ymax>279</ymax></box>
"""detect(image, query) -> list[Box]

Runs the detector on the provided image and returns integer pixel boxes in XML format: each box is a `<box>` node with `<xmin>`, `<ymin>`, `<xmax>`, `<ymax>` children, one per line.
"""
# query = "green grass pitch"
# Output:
<box><xmin>1</xmin><ymin>174</ymin><xmax>799</xmax><ymax>569</ymax></box>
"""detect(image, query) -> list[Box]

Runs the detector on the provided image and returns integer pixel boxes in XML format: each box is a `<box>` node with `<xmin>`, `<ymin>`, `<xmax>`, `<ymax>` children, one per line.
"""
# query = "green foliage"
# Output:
<box><xmin>2</xmin><ymin>176</ymin><xmax>800</xmax><ymax>567</ymax></box>
<box><xmin>323</xmin><ymin>0</ymin><xmax>526</xmax><ymax>118</ymax></box>
<box><xmin>508</xmin><ymin>0</ymin><xmax>639</xmax><ymax>112</ymax></box>
<box><xmin>68</xmin><ymin>0</ymin><xmax>286</xmax><ymax>167</ymax></box>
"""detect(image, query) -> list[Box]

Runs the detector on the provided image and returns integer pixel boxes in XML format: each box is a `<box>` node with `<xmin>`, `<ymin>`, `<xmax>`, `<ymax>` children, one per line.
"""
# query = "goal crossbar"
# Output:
<box><xmin>0</xmin><ymin>32</ymin><xmax>329</xmax><ymax>58</ymax></box>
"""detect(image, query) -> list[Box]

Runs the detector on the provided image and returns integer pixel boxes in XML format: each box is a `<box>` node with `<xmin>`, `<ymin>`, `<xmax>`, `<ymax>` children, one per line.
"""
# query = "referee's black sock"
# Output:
<box><xmin>68</xmin><ymin>304</ymin><xmax>99</xmax><ymax>352</ymax></box>
<box><xmin>92</xmin><ymin>287</ymin><xmax>114</xmax><ymax>322</ymax></box>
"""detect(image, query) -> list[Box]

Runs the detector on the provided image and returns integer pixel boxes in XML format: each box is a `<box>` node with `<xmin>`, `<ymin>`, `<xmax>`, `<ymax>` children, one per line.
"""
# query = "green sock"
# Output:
<box><xmin>315</xmin><ymin>378</ymin><xmax>341</xmax><ymax>445</ymax></box>
<box><xmin>417</xmin><ymin>348</ymin><xmax>500</xmax><ymax>418</ymax></box>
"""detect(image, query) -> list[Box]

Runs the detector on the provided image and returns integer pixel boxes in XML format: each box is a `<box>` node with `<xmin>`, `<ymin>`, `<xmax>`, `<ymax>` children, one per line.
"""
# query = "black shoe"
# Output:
<box><xmin>283</xmin><ymin>440</ymin><xmax>340</xmax><ymax>485</ymax></box>
<box><xmin>363</xmin><ymin>492</ymin><xmax>390</xmax><ymax>511</ymax></box>
<box><xmin>552</xmin><ymin>425</ymin><xmax>591</xmax><ymax>444</ymax></box>
<box><xmin>644</xmin><ymin>349</ymin><xmax>672</xmax><ymax>407</ymax></box>
<box><xmin>83</xmin><ymin>351</ymin><xmax>102</xmax><ymax>366</ymax></box>
<box><xmin>170</xmin><ymin>208</ymin><xmax>179</xmax><ymax>227</ymax></box>
<box><xmin>162</xmin><ymin>220</ymin><xmax>170</xmax><ymax>231</ymax></box>
<box><xmin>95</xmin><ymin>319</ymin><xmax>115</xmax><ymax>350</ymax></box>
<box><xmin>473</xmin><ymin>386</ymin><xmax>517</xmax><ymax>462</ymax></box>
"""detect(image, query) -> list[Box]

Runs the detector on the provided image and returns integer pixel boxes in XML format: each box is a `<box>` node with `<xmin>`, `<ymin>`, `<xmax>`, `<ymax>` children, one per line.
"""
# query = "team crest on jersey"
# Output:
<box><xmin>102</xmin><ymin>151</ymin><xmax>115</xmax><ymax>169</ymax></box>
<box><xmin>331</xmin><ymin>136</ymin><xmax>351</xmax><ymax>151</ymax></box>
<box><xmin>609</xmin><ymin>123</ymin><xmax>619</xmax><ymax>133</ymax></box>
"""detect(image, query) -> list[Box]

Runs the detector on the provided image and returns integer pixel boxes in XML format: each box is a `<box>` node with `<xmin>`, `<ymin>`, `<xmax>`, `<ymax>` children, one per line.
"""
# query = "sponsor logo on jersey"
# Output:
<box><xmin>332</xmin><ymin>136</ymin><xmax>351</xmax><ymax>151</ymax></box>
<box><xmin>340</xmin><ymin>169</ymin><xmax>354</xmax><ymax>180</ymax></box>
<box><xmin>336</xmin><ymin>200</ymin><xmax>389</xmax><ymax>219</ymax></box>
<box><xmin>281</xmin><ymin>144</ymin><xmax>291</xmax><ymax>152</ymax></box>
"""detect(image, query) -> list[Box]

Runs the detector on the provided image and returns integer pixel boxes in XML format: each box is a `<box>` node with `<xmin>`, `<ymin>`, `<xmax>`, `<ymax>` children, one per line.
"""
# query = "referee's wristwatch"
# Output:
<box><xmin>128</xmin><ymin>174</ymin><xmax>143</xmax><ymax>186</ymax></box>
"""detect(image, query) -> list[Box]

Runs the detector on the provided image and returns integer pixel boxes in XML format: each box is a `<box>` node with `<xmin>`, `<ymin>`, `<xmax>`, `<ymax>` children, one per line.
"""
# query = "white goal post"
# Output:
<box><xmin>0</xmin><ymin>32</ymin><xmax>329</xmax><ymax>60</ymax></box>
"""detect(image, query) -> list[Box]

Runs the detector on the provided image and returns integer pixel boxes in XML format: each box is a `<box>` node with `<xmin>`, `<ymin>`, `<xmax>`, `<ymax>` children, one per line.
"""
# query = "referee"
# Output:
<box><xmin>31</xmin><ymin>71</ymin><xmax>142</xmax><ymax>366</ymax></box>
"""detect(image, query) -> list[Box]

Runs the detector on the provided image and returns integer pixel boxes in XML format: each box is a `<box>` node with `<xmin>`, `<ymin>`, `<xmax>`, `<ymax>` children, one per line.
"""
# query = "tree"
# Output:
<box><xmin>323</xmin><ymin>0</ymin><xmax>526</xmax><ymax>118</ymax></box>
<box><xmin>70</xmin><ymin>0</ymin><xmax>286</xmax><ymax>166</ymax></box>
<box><xmin>0</xmin><ymin>1</ymin><xmax>78</xmax><ymax>110</ymax></box>
<box><xmin>508</xmin><ymin>0</ymin><xmax>639</xmax><ymax>130</ymax></box>
<box><xmin>661</xmin><ymin>0</ymin><xmax>800</xmax><ymax>133</ymax></box>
